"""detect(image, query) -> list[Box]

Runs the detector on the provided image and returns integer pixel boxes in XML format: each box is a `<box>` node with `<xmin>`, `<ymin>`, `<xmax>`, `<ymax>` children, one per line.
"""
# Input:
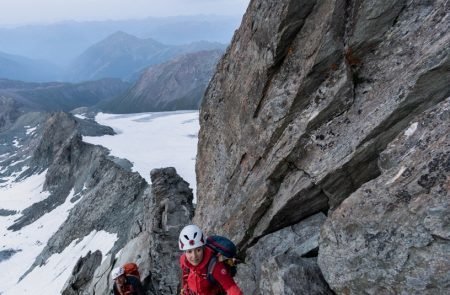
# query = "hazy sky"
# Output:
<box><xmin>0</xmin><ymin>0</ymin><xmax>250</xmax><ymax>26</ymax></box>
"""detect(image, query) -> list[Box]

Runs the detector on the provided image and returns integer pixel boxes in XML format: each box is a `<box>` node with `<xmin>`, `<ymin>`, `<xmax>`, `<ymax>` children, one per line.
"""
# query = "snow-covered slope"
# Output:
<box><xmin>0</xmin><ymin>111</ymin><xmax>198</xmax><ymax>294</ymax></box>
<box><xmin>0</xmin><ymin>159</ymin><xmax>118</xmax><ymax>294</ymax></box>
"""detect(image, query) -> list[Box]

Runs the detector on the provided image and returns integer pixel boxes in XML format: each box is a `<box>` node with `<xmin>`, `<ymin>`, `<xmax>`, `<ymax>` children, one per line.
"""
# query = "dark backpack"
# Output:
<box><xmin>205</xmin><ymin>236</ymin><xmax>239</xmax><ymax>285</ymax></box>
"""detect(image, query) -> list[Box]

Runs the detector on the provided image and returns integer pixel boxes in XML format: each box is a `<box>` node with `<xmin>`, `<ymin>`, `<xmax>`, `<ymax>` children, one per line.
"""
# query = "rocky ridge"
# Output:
<box><xmin>2</xmin><ymin>112</ymin><xmax>148</xmax><ymax>280</ymax></box>
<box><xmin>62</xmin><ymin>167</ymin><xmax>194</xmax><ymax>295</ymax></box>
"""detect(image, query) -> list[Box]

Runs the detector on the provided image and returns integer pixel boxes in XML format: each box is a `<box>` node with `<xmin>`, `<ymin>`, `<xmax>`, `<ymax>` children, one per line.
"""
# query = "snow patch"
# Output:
<box><xmin>1</xmin><ymin>164</ymin><xmax>29</xmax><ymax>188</ymax></box>
<box><xmin>404</xmin><ymin>122</ymin><xmax>418</xmax><ymax>138</ymax></box>
<box><xmin>12</xmin><ymin>138</ymin><xmax>21</xmax><ymax>148</ymax></box>
<box><xmin>83</xmin><ymin>111</ymin><xmax>199</xmax><ymax>198</ymax></box>
<box><xmin>4</xmin><ymin>156</ymin><xmax>31</xmax><ymax>169</ymax></box>
<box><xmin>0</xmin><ymin>170</ymin><xmax>49</xmax><ymax>208</ymax></box>
<box><xmin>74</xmin><ymin>114</ymin><xmax>87</xmax><ymax>120</ymax></box>
<box><xmin>25</xmin><ymin>126</ymin><xmax>37</xmax><ymax>135</ymax></box>
<box><xmin>0</xmin><ymin>152</ymin><xmax>11</xmax><ymax>162</ymax></box>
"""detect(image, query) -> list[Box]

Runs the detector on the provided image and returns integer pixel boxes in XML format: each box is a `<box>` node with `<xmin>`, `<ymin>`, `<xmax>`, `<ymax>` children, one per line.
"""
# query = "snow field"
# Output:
<box><xmin>83</xmin><ymin>111</ymin><xmax>199</xmax><ymax>198</ymax></box>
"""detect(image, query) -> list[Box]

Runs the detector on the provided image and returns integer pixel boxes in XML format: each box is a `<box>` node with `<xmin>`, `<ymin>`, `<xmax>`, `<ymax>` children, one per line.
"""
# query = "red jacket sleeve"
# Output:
<box><xmin>211</xmin><ymin>262</ymin><xmax>243</xmax><ymax>295</ymax></box>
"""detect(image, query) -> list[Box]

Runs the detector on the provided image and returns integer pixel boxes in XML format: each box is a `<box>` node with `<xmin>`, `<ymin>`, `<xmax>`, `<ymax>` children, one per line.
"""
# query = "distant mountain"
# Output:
<box><xmin>0</xmin><ymin>15</ymin><xmax>241</xmax><ymax>66</ymax></box>
<box><xmin>66</xmin><ymin>32</ymin><xmax>170</xmax><ymax>82</ymax></box>
<box><xmin>0</xmin><ymin>78</ymin><xmax>130</xmax><ymax>115</ymax></box>
<box><xmin>66</xmin><ymin>31</ymin><xmax>226</xmax><ymax>82</ymax></box>
<box><xmin>100</xmin><ymin>49</ymin><xmax>223</xmax><ymax>113</ymax></box>
<box><xmin>0</xmin><ymin>51</ymin><xmax>62</xmax><ymax>82</ymax></box>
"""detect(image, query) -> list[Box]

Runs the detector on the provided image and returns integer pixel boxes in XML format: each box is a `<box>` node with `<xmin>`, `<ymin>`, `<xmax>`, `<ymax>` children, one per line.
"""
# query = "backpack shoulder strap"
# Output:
<box><xmin>207</xmin><ymin>255</ymin><xmax>218</xmax><ymax>285</ymax></box>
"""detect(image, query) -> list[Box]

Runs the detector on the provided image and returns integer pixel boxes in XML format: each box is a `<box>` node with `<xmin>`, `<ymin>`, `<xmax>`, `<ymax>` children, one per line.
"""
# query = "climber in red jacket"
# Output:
<box><xmin>179</xmin><ymin>224</ymin><xmax>243</xmax><ymax>295</ymax></box>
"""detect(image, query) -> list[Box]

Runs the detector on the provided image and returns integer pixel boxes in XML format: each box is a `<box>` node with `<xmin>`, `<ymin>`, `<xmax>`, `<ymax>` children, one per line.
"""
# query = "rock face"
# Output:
<box><xmin>11</xmin><ymin>112</ymin><xmax>149</xmax><ymax>280</ymax></box>
<box><xmin>145</xmin><ymin>167</ymin><xmax>195</xmax><ymax>293</ymax></box>
<box><xmin>102</xmin><ymin>49</ymin><xmax>223</xmax><ymax>113</ymax></box>
<box><xmin>0</xmin><ymin>111</ymin><xmax>45</xmax><ymax>182</ymax></box>
<box><xmin>195</xmin><ymin>0</ymin><xmax>449</xmax><ymax>293</ymax></box>
<box><xmin>318</xmin><ymin>98</ymin><xmax>450</xmax><ymax>294</ymax></box>
<box><xmin>62</xmin><ymin>250</ymin><xmax>102</xmax><ymax>295</ymax></box>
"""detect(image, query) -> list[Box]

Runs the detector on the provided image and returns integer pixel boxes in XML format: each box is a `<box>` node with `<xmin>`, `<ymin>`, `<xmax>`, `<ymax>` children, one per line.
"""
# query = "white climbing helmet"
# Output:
<box><xmin>111</xmin><ymin>267</ymin><xmax>124</xmax><ymax>280</ymax></box>
<box><xmin>179</xmin><ymin>224</ymin><xmax>205</xmax><ymax>250</ymax></box>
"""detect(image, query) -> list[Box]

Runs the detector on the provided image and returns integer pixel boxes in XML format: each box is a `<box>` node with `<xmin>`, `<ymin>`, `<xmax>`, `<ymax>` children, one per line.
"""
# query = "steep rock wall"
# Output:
<box><xmin>195</xmin><ymin>0</ymin><xmax>449</xmax><ymax>293</ymax></box>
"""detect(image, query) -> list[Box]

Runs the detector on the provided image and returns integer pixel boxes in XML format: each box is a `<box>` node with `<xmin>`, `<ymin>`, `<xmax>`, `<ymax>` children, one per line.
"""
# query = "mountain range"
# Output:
<box><xmin>0</xmin><ymin>44</ymin><xmax>224</xmax><ymax>117</ymax></box>
<box><xmin>0</xmin><ymin>30</ymin><xmax>225</xmax><ymax>84</ymax></box>
<box><xmin>0</xmin><ymin>15</ymin><xmax>241</xmax><ymax>66</ymax></box>
<box><xmin>65</xmin><ymin>31</ymin><xmax>225</xmax><ymax>82</ymax></box>
<box><xmin>0</xmin><ymin>51</ymin><xmax>62</xmax><ymax>82</ymax></box>
<box><xmin>101</xmin><ymin>49</ymin><xmax>223</xmax><ymax>113</ymax></box>
<box><xmin>0</xmin><ymin>78</ymin><xmax>130</xmax><ymax>130</ymax></box>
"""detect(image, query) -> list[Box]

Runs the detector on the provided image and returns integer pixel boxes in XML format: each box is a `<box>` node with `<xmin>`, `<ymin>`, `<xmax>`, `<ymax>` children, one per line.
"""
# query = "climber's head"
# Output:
<box><xmin>179</xmin><ymin>224</ymin><xmax>205</xmax><ymax>266</ymax></box>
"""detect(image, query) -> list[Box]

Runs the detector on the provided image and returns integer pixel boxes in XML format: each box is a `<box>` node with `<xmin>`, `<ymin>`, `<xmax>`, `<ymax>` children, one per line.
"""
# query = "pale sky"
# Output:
<box><xmin>0</xmin><ymin>0</ymin><xmax>250</xmax><ymax>26</ymax></box>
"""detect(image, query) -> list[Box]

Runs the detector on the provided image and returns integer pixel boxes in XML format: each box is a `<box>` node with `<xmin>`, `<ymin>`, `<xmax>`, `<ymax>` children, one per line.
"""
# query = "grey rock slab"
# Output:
<box><xmin>87</xmin><ymin>253</ymin><xmax>115</xmax><ymax>295</ymax></box>
<box><xmin>236</xmin><ymin>213</ymin><xmax>326</xmax><ymax>295</ymax></box>
<box><xmin>62</xmin><ymin>250</ymin><xmax>102</xmax><ymax>295</ymax></box>
<box><xmin>318</xmin><ymin>97</ymin><xmax>450</xmax><ymax>294</ymax></box>
<box><xmin>260</xmin><ymin>256</ymin><xmax>333</xmax><ymax>295</ymax></box>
